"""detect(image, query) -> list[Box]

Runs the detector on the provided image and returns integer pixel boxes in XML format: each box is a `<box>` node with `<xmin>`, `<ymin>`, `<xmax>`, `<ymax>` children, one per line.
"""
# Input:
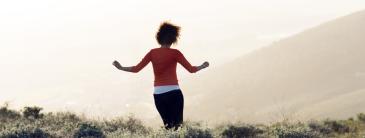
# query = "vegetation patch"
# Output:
<box><xmin>1</xmin><ymin>104</ymin><xmax>365</xmax><ymax>138</ymax></box>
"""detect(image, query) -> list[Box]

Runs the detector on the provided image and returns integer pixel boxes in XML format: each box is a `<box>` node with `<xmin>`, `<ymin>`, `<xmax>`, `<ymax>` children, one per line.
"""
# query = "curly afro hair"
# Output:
<box><xmin>156</xmin><ymin>22</ymin><xmax>181</xmax><ymax>45</ymax></box>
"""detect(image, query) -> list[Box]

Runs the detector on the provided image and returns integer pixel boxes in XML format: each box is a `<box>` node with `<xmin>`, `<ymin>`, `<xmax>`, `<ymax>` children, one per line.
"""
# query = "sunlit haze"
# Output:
<box><xmin>1</xmin><ymin>0</ymin><xmax>365</xmax><ymax>123</ymax></box>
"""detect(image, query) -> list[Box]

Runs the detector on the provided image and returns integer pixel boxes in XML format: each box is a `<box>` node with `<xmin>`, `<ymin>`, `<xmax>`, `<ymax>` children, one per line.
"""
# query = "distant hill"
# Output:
<box><xmin>182</xmin><ymin>10</ymin><xmax>365</xmax><ymax>123</ymax></box>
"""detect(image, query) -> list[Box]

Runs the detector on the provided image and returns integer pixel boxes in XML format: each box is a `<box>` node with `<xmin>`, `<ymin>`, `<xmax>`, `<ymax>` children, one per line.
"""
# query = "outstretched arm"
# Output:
<box><xmin>197</xmin><ymin>61</ymin><xmax>209</xmax><ymax>71</ymax></box>
<box><xmin>112</xmin><ymin>61</ymin><xmax>134</xmax><ymax>72</ymax></box>
<box><xmin>177</xmin><ymin>51</ymin><xmax>209</xmax><ymax>73</ymax></box>
<box><xmin>113</xmin><ymin>51</ymin><xmax>151</xmax><ymax>73</ymax></box>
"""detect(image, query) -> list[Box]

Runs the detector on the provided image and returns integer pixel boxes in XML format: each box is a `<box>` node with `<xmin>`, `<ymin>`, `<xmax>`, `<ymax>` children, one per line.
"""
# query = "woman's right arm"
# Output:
<box><xmin>197</xmin><ymin>61</ymin><xmax>209</xmax><ymax>71</ymax></box>
<box><xmin>177</xmin><ymin>50</ymin><xmax>209</xmax><ymax>73</ymax></box>
<box><xmin>112</xmin><ymin>61</ymin><xmax>134</xmax><ymax>72</ymax></box>
<box><xmin>113</xmin><ymin>50</ymin><xmax>151</xmax><ymax>73</ymax></box>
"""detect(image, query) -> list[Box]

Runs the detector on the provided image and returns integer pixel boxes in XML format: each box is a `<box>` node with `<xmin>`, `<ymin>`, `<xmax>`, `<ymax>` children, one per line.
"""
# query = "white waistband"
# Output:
<box><xmin>154</xmin><ymin>85</ymin><xmax>180</xmax><ymax>94</ymax></box>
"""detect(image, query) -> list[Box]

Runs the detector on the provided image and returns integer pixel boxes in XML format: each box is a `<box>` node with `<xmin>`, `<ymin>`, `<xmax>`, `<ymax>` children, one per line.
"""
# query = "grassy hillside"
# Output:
<box><xmin>1</xmin><ymin>105</ymin><xmax>365</xmax><ymax>138</ymax></box>
<box><xmin>182</xmin><ymin>10</ymin><xmax>365</xmax><ymax>123</ymax></box>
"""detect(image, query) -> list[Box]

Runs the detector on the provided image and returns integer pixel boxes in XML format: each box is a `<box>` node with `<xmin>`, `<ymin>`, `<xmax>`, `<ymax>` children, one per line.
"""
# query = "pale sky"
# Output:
<box><xmin>0</xmin><ymin>0</ymin><xmax>365</xmax><ymax>117</ymax></box>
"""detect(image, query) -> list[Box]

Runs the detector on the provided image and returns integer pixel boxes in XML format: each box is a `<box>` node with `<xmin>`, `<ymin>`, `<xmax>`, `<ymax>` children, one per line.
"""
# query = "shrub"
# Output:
<box><xmin>74</xmin><ymin>123</ymin><xmax>105</xmax><ymax>138</ymax></box>
<box><xmin>308</xmin><ymin>121</ymin><xmax>332</xmax><ymax>135</ymax></box>
<box><xmin>276</xmin><ymin>129</ymin><xmax>318</xmax><ymax>138</ymax></box>
<box><xmin>0</xmin><ymin>127</ymin><xmax>50</xmax><ymax>138</ymax></box>
<box><xmin>23</xmin><ymin>106</ymin><xmax>44</xmax><ymax>119</ymax></box>
<box><xmin>271</xmin><ymin>122</ymin><xmax>320</xmax><ymax>138</ymax></box>
<box><xmin>44</xmin><ymin>112</ymin><xmax>82</xmax><ymax>124</ymax></box>
<box><xmin>102</xmin><ymin>116</ymin><xmax>150</xmax><ymax>135</ymax></box>
<box><xmin>38</xmin><ymin>112</ymin><xmax>82</xmax><ymax>137</ymax></box>
<box><xmin>123</xmin><ymin>116</ymin><xmax>150</xmax><ymax>134</ymax></box>
<box><xmin>357</xmin><ymin>113</ymin><xmax>365</xmax><ymax>122</ymax></box>
<box><xmin>183</xmin><ymin>125</ymin><xmax>213</xmax><ymax>138</ymax></box>
<box><xmin>221</xmin><ymin>124</ymin><xmax>264</xmax><ymax>138</ymax></box>
<box><xmin>308</xmin><ymin>119</ymin><xmax>352</xmax><ymax>135</ymax></box>
<box><xmin>323</xmin><ymin>120</ymin><xmax>350</xmax><ymax>133</ymax></box>
<box><xmin>153</xmin><ymin>121</ymin><xmax>213</xmax><ymax>138</ymax></box>
<box><xmin>347</xmin><ymin>117</ymin><xmax>354</xmax><ymax>121</ymax></box>
<box><xmin>0</xmin><ymin>104</ymin><xmax>21</xmax><ymax>120</ymax></box>
<box><xmin>54</xmin><ymin>112</ymin><xmax>82</xmax><ymax>122</ymax></box>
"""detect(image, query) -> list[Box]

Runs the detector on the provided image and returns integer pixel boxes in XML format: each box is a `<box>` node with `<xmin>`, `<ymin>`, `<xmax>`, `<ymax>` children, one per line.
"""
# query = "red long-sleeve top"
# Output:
<box><xmin>131</xmin><ymin>48</ymin><xmax>198</xmax><ymax>86</ymax></box>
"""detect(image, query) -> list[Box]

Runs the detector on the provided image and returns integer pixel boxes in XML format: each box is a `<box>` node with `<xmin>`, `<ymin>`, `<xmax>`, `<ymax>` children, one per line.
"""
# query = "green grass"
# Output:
<box><xmin>0</xmin><ymin>104</ymin><xmax>365</xmax><ymax>138</ymax></box>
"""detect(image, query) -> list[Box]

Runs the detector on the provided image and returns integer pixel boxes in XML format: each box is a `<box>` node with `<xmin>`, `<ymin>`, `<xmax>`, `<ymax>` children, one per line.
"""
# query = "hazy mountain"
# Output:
<box><xmin>182</xmin><ymin>10</ymin><xmax>365</xmax><ymax>123</ymax></box>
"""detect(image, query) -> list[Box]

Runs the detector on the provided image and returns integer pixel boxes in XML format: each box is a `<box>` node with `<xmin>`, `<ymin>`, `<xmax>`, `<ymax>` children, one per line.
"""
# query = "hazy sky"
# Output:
<box><xmin>0</xmin><ymin>0</ymin><xmax>365</xmax><ymax>117</ymax></box>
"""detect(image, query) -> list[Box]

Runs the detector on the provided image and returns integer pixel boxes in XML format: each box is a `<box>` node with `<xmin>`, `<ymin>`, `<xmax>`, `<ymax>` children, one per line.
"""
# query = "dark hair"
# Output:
<box><xmin>156</xmin><ymin>22</ymin><xmax>180</xmax><ymax>45</ymax></box>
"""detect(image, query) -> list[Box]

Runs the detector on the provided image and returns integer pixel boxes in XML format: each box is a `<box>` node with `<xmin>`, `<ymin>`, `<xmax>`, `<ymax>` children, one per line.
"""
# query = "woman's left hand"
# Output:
<box><xmin>112</xmin><ymin>60</ymin><xmax>123</xmax><ymax>70</ymax></box>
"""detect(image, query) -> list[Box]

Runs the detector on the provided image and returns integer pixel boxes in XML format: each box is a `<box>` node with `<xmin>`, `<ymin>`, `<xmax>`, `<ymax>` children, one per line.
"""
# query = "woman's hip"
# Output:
<box><xmin>153</xmin><ymin>89</ymin><xmax>183</xmax><ymax>102</ymax></box>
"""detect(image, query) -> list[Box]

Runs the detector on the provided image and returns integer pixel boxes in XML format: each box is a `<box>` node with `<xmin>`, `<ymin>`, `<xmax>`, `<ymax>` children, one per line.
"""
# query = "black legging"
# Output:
<box><xmin>153</xmin><ymin>89</ymin><xmax>184</xmax><ymax>130</ymax></box>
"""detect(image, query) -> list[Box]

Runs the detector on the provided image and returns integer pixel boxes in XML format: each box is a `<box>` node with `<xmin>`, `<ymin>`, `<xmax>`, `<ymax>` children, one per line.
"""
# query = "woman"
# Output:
<box><xmin>112</xmin><ymin>22</ymin><xmax>209</xmax><ymax>130</ymax></box>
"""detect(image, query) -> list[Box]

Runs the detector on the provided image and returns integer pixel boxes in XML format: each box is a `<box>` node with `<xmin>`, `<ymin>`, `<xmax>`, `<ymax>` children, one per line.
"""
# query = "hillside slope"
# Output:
<box><xmin>182</xmin><ymin>10</ymin><xmax>365</xmax><ymax>123</ymax></box>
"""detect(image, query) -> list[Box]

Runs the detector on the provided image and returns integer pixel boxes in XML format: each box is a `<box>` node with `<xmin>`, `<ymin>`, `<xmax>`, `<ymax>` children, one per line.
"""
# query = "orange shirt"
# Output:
<box><xmin>131</xmin><ymin>48</ymin><xmax>198</xmax><ymax>86</ymax></box>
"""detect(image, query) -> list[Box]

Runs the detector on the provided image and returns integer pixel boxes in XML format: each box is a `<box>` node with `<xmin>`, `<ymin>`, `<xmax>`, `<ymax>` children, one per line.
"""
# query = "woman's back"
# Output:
<box><xmin>132</xmin><ymin>47</ymin><xmax>198</xmax><ymax>86</ymax></box>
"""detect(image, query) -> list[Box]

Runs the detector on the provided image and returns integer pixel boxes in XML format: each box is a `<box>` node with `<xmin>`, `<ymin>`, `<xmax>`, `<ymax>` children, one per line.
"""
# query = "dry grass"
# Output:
<box><xmin>1</xmin><ymin>104</ymin><xmax>364</xmax><ymax>138</ymax></box>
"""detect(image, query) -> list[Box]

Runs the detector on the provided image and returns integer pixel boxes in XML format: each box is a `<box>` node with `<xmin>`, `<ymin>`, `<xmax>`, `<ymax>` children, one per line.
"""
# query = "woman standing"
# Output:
<box><xmin>112</xmin><ymin>22</ymin><xmax>209</xmax><ymax>130</ymax></box>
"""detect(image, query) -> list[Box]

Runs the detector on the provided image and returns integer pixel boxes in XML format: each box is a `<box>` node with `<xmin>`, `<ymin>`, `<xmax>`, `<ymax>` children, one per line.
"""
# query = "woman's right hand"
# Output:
<box><xmin>197</xmin><ymin>61</ymin><xmax>209</xmax><ymax>71</ymax></box>
<box><xmin>202</xmin><ymin>61</ymin><xmax>209</xmax><ymax>68</ymax></box>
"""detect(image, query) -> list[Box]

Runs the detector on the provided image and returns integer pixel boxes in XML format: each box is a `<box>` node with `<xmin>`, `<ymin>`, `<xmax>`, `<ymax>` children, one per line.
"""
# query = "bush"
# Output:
<box><xmin>276</xmin><ymin>129</ymin><xmax>318</xmax><ymax>138</ymax></box>
<box><xmin>74</xmin><ymin>123</ymin><xmax>105</xmax><ymax>138</ymax></box>
<box><xmin>39</xmin><ymin>112</ymin><xmax>82</xmax><ymax>137</ymax></box>
<box><xmin>357</xmin><ymin>113</ymin><xmax>365</xmax><ymax>122</ymax></box>
<box><xmin>53</xmin><ymin>112</ymin><xmax>81</xmax><ymax>122</ymax></box>
<box><xmin>153</xmin><ymin>122</ymin><xmax>213</xmax><ymax>138</ymax></box>
<box><xmin>123</xmin><ymin>116</ymin><xmax>150</xmax><ymax>134</ymax></box>
<box><xmin>183</xmin><ymin>125</ymin><xmax>213</xmax><ymax>138</ymax></box>
<box><xmin>308</xmin><ymin>119</ymin><xmax>352</xmax><ymax>135</ymax></box>
<box><xmin>221</xmin><ymin>124</ymin><xmax>264</xmax><ymax>138</ymax></box>
<box><xmin>0</xmin><ymin>127</ymin><xmax>50</xmax><ymax>138</ymax></box>
<box><xmin>43</xmin><ymin>112</ymin><xmax>82</xmax><ymax>125</ymax></box>
<box><xmin>0</xmin><ymin>104</ymin><xmax>21</xmax><ymax>120</ymax></box>
<box><xmin>308</xmin><ymin>121</ymin><xmax>332</xmax><ymax>135</ymax></box>
<box><xmin>23</xmin><ymin>106</ymin><xmax>44</xmax><ymax>119</ymax></box>
<box><xmin>271</xmin><ymin>122</ymin><xmax>320</xmax><ymax>138</ymax></box>
<box><xmin>101</xmin><ymin>116</ymin><xmax>150</xmax><ymax>135</ymax></box>
<box><xmin>323</xmin><ymin>120</ymin><xmax>350</xmax><ymax>133</ymax></box>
